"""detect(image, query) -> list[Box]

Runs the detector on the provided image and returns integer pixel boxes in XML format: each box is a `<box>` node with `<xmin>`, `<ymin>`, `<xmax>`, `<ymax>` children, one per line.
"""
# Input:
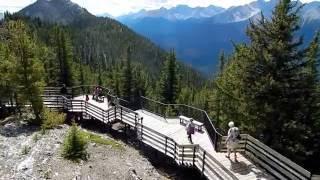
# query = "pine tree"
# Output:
<box><xmin>214</xmin><ymin>51</ymin><xmax>226</xmax><ymax>126</ymax></box>
<box><xmin>215</xmin><ymin>0</ymin><xmax>320</xmax><ymax>165</ymax></box>
<box><xmin>0</xmin><ymin>42</ymin><xmax>16</xmax><ymax>107</ymax></box>
<box><xmin>302</xmin><ymin>32</ymin><xmax>320</xmax><ymax>167</ymax></box>
<box><xmin>120</xmin><ymin>46</ymin><xmax>133</xmax><ymax>101</ymax></box>
<box><xmin>6</xmin><ymin>20</ymin><xmax>44</xmax><ymax>124</ymax></box>
<box><xmin>158</xmin><ymin>50</ymin><xmax>179</xmax><ymax>104</ymax></box>
<box><xmin>97</xmin><ymin>63</ymin><xmax>103</xmax><ymax>86</ymax></box>
<box><xmin>62</xmin><ymin>122</ymin><xmax>87</xmax><ymax>161</ymax></box>
<box><xmin>79</xmin><ymin>61</ymin><xmax>85</xmax><ymax>86</ymax></box>
<box><xmin>53</xmin><ymin>27</ymin><xmax>74</xmax><ymax>86</ymax></box>
<box><xmin>40</xmin><ymin>46</ymin><xmax>59</xmax><ymax>86</ymax></box>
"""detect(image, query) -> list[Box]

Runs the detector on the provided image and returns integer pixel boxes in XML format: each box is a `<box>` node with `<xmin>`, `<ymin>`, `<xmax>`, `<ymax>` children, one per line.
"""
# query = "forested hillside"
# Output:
<box><xmin>17</xmin><ymin>0</ymin><xmax>204</xmax><ymax>83</ymax></box>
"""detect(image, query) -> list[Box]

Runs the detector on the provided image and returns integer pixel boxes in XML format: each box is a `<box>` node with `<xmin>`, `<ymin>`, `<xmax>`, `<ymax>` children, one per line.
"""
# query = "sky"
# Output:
<box><xmin>0</xmin><ymin>0</ymin><xmax>318</xmax><ymax>16</ymax></box>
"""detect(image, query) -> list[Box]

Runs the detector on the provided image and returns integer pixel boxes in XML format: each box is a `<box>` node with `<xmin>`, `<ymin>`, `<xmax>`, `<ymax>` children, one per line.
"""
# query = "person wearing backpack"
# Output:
<box><xmin>225</xmin><ymin>121</ymin><xmax>240</xmax><ymax>161</ymax></box>
<box><xmin>186</xmin><ymin>119</ymin><xmax>195</xmax><ymax>144</ymax></box>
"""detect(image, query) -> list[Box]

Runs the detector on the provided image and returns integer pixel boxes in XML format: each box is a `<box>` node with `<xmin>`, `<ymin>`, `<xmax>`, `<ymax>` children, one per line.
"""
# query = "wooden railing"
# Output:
<box><xmin>140</xmin><ymin>96</ymin><xmax>223</xmax><ymax>151</ymax></box>
<box><xmin>41</xmin><ymin>94</ymin><xmax>232</xmax><ymax>180</ymax></box>
<box><xmin>40</xmin><ymin>87</ymin><xmax>316</xmax><ymax>180</ymax></box>
<box><xmin>219</xmin><ymin>134</ymin><xmax>312</xmax><ymax>180</ymax></box>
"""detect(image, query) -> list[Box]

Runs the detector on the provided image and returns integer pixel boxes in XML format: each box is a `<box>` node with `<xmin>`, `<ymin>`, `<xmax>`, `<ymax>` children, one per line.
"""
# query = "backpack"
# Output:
<box><xmin>233</xmin><ymin>127</ymin><xmax>241</xmax><ymax>140</ymax></box>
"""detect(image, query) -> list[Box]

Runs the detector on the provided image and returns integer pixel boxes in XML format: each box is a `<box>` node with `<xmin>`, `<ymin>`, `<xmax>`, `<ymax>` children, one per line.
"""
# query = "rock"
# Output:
<box><xmin>125</xmin><ymin>168</ymin><xmax>142</xmax><ymax>180</ymax></box>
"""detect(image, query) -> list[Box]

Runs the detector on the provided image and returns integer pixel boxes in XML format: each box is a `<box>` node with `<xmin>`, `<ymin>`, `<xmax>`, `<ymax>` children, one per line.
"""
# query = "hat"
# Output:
<box><xmin>228</xmin><ymin>121</ymin><xmax>234</xmax><ymax>128</ymax></box>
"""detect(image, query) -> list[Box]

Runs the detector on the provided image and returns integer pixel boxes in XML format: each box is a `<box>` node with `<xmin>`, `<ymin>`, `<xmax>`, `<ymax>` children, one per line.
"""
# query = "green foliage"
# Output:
<box><xmin>21</xmin><ymin>145</ymin><xmax>31</xmax><ymax>155</ymax></box>
<box><xmin>157</xmin><ymin>50</ymin><xmax>180</xmax><ymax>104</ymax></box>
<box><xmin>211</xmin><ymin>0</ymin><xmax>320</xmax><ymax>170</ymax></box>
<box><xmin>32</xmin><ymin>133</ymin><xmax>40</xmax><ymax>142</ymax></box>
<box><xmin>120</xmin><ymin>46</ymin><xmax>133</xmax><ymax>101</ymax></box>
<box><xmin>0</xmin><ymin>20</ymin><xmax>45</xmax><ymax>124</ymax></box>
<box><xmin>62</xmin><ymin>122</ymin><xmax>88</xmax><ymax>162</ymax></box>
<box><xmin>41</xmin><ymin>108</ymin><xmax>65</xmax><ymax>130</ymax></box>
<box><xmin>52</xmin><ymin>26</ymin><xmax>74</xmax><ymax>86</ymax></box>
<box><xmin>78</xmin><ymin>130</ymin><xmax>123</xmax><ymax>150</ymax></box>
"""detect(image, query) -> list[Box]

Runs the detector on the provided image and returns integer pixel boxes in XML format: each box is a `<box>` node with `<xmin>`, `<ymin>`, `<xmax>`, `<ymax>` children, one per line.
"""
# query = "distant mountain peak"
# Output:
<box><xmin>118</xmin><ymin>4</ymin><xmax>225</xmax><ymax>21</ymax></box>
<box><xmin>19</xmin><ymin>0</ymin><xmax>93</xmax><ymax>24</ymax></box>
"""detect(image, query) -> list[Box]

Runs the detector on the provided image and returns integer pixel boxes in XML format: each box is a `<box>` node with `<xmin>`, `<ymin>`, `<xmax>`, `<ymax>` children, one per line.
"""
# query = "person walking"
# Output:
<box><xmin>186</xmin><ymin>119</ymin><xmax>195</xmax><ymax>144</ymax></box>
<box><xmin>60</xmin><ymin>84</ymin><xmax>67</xmax><ymax>95</ymax></box>
<box><xmin>225</xmin><ymin>121</ymin><xmax>240</xmax><ymax>161</ymax></box>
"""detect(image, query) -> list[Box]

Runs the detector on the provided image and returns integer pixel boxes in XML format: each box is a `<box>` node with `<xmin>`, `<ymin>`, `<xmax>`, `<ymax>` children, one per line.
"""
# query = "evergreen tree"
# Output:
<box><xmin>158</xmin><ymin>50</ymin><xmax>179</xmax><ymax>104</ymax></box>
<box><xmin>79</xmin><ymin>61</ymin><xmax>85</xmax><ymax>86</ymax></box>
<box><xmin>62</xmin><ymin>122</ymin><xmax>87</xmax><ymax>161</ymax></box>
<box><xmin>40</xmin><ymin>46</ymin><xmax>59</xmax><ymax>86</ymax></box>
<box><xmin>214</xmin><ymin>51</ymin><xmax>226</xmax><ymax>126</ymax></box>
<box><xmin>0</xmin><ymin>42</ymin><xmax>16</xmax><ymax>107</ymax></box>
<box><xmin>302</xmin><ymin>32</ymin><xmax>320</xmax><ymax>166</ymax></box>
<box><xmin>120</xmin><ymin>46</ymin><xmax>133</xmax><ymax>101</ymax></box>
<box><xmin>215</xmin><ymin>0</ymin><xmax>320</xmax><ymax>166</ymax></box>
<box><xmin>6</xmin><ymin>21</ymin><xmax>44</xmax><ymax>124</ymax></box>
<box><xmin>53</xmin><ymin>27</ymin><xmax>74</xmax><ymax>86</ymax></box>
<box><xmin>98</xmin><ymin>65</ymin><xmax>103</xmax><ymax>86</ymax></box>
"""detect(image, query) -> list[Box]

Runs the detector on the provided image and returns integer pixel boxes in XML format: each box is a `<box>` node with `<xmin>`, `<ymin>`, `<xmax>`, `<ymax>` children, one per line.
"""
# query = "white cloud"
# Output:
<box><xmin>0</xmin><ymin>0</ymin><xmax>319</xmax><ymax>16</ymax></box>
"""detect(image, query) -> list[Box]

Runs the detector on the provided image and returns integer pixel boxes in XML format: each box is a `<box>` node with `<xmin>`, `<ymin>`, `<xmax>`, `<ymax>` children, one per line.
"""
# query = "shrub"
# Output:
<box><xmin>32</xmin><ymin>133</ymin><xmax>40</xmax><ymax>142</ymax></box>
<box><xmin>21</xmin><ymin>145</ymin><xmax>30</xmax><ymax>155</ymax></box>
<box><xmin>41</xmin><ymin>108</ymin><xmax>65</xmax><ymax>130</ymax></box>
<box><xmin>62</xmin><ymin>122</ymin><xmax>87</xmax><ymax>162</ymax></box>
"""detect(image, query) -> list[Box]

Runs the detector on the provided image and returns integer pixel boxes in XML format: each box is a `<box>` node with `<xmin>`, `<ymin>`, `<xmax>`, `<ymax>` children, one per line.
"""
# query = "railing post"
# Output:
<box><xmin>134</xmin><ymin>114</ymin><xmax>137</xmax><ymax>130</ymax></box>
<box><xmin>114</xmin><ymin>106</ymin><xmax>117</xmax><ymax>120</ymax></box>
<box><xmin>81</xmin><ymin>101</ymin><xmax>83</xmax><ymax>113</ymax></box>
<box><xmin>120</xmin><ymin>107</ymin><xmax>123</xmax><ymax>121</ymax></box>
<box><xmin>182</xmin><ymin>146</ymin><xmax>184</xmax><ymax>164</ymax></box>
<box><xmin>193</xmin><ymin>146</ymin><xmax>196</xmax><ymax>167</ymax></box>
<box><xmin>202</xmin><ymin>151</ymin><xmax>206</xmax><ymax>175</ymax></box>
<box><xmin>102</xmin><ymin>109</ymin><xmax>105</xmax><ymax>123</ymax></box>
<box><xmin>71</xmin><ymin>100</ymin><xmax>73</xmax><ymax>112</ymax></box>
<box><xmin>56</xmin><ymin>95</ymin><xmax>58</xmax><ymax>108</ymax></box>
<box><xmin>85</xmin><ymin>101</ymin><xmax>87</xmax><ymax>116</ymax></box>
<box><xmin>108</xmin><ymin>109</ymin><xmax>110</xmax><ymax>121</ymax></box>
<box><xmin>165</xmin><ymin>137</ymin><xmax>168</xmax><ymax>155</ymax></box>
<box><xmin>244</xmin><ymin>134</ymin><xmax>248</xmax><ymax>154</ymax></box>
<box><xmin>174</xmin><ymin>142</ymin><xmax>177</xmax><ymax>162</ymax></box>
<box><xmin>214</xmin><ymin>132</ymin><xmax>219</xmax><ymax>151</ymax></box>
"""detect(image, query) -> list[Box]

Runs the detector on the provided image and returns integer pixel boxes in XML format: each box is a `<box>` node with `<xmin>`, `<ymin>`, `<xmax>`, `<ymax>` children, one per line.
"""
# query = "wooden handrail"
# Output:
<box><xmin>218</xmin><ymin>134</ymin><xmax>311</xmax><ymax>180</ymax></box>
<box><xmin>39</xmin><ymin>88</ymin><xmax>314</xmax><ymax>180</ymax></box>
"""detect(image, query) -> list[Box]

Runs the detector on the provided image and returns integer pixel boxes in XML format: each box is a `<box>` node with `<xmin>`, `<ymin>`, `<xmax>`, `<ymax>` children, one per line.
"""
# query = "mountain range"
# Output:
<box><xmin>117</xmin><ymin>0</ymin><xmax>320</xmax><ymax>73</ymax></box>
<box><xmin>118</xmin><ymin>5</ymin><xmax>225</xmax><ymax>21</ymax></box>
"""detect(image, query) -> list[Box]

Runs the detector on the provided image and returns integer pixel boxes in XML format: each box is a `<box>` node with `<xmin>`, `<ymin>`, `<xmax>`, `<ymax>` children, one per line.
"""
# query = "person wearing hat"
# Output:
<box><xmin>225</xmin><ymin>121</ymin><xmax>240</xmax><ymax>161</ymax></box>
<box><xmin>186</xmin><ymin>119</ymin><xmax>195</xmax><ymax>144</ymax></box>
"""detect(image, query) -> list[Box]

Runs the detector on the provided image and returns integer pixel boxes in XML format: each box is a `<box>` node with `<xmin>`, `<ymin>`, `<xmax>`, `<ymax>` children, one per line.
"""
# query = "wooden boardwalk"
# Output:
<box><xmin>47</xmin><ymin>95</ymin><xmax>271</xmax><ymax>180</ymax></box>
<box><xmin>38</xmin><ymin>88</ymin><xmax>313</xmax><ymax>180</ymax></box>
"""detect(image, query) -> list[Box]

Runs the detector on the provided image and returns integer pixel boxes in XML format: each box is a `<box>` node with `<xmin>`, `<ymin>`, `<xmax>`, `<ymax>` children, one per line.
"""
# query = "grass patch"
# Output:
<box><xmin>79</xmin><ymin>130</ymin><xmax>123</xmax><ymax>150</ymax></box>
